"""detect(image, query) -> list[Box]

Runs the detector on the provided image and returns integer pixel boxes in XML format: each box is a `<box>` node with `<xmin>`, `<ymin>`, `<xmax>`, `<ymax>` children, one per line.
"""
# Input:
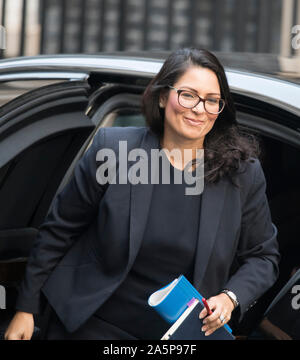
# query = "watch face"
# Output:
<box><xmin>228</xmin><ymin>291</ymin><xmax>237</xmax><ymax>300</ymax></box>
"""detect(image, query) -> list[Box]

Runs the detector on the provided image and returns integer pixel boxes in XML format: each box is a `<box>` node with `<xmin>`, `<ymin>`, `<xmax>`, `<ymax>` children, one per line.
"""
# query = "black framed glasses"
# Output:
<box><xmin>168</xmin><ymin>86</ymin><xmax>225</xmax><ymax>115</ymax></box>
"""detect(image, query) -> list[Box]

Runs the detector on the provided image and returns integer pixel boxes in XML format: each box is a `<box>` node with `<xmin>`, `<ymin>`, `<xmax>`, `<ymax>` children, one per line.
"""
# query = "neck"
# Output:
<box><xmin>160</xmin><ymin>130</ymin><xmax>204</xmax><ymax>170</ymax></box>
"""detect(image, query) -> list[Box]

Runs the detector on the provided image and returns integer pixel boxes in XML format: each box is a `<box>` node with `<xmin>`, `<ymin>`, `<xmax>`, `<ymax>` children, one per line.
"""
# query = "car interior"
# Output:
<box><xmin>248</xmin><ymin>269</ymin><xmax>300</xmax><ymax>340</ymax></box>
<box><xmin>0</xmin><ymin>81</ymin><xmax>299</xmax><ymax>340</ymax></box>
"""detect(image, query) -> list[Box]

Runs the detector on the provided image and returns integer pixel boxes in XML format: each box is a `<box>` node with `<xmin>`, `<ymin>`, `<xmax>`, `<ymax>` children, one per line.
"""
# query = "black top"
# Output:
<box><xmin>94</xmin><ymin>150</ymin><xmax>202</xmax><ymax>339</ymax></box>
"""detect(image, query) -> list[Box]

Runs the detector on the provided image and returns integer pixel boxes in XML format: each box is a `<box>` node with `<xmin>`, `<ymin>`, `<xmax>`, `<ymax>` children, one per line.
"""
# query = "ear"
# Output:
<box><xmin>159</xmin><ymin>91</ymin><xmax>168</xmax><ymax>108</ymax></box>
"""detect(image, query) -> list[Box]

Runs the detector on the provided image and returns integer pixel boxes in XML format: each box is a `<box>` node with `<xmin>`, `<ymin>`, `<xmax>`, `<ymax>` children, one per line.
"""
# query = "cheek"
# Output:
<box><xmin>165</xmin><ymin>96</ymin><xmax>183</xmax><ymax>118</ymax></box>
<box><xmin>205</xmin><ymin>118</ymin><xmax>217</xmax><ymax>132</ymax></box>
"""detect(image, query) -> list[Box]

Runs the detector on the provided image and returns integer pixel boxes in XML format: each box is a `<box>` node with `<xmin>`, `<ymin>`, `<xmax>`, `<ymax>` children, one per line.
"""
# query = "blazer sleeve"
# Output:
<box><xmin>15</xmin><ymin>128</ymin><xmax>107</xmax><ymax>314</ymax></box>
<box><xmin>224</xmin><ymin>159</ymin><xmax>280</xmax><ymax>320</ymax></box>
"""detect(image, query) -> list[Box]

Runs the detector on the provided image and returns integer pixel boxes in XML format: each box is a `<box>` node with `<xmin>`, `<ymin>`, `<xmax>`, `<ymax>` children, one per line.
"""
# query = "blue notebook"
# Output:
<box><xmin>148</xmin><ymin>275</ymin><xmax>234</xmax><ymax>340</ymax></box>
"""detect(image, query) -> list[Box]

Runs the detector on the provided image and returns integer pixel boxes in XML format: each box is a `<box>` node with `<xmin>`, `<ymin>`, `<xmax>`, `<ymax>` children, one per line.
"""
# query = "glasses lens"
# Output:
<box><xmin>205</xmin><ymin>98</ymin><xmax>225</xmax><ymax>114</ymax></box>
<box><xmin>178</xmin><ymin>91</ymin><xmax>198</xmax><ymax>108</ymax></box>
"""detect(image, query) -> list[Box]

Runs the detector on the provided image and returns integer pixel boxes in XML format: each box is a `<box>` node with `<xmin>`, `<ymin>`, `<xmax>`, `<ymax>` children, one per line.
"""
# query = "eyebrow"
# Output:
<box><xmin>179</xmin><ymin>86</ymin><xmax>221</xmax><ymax>97</ymax></box>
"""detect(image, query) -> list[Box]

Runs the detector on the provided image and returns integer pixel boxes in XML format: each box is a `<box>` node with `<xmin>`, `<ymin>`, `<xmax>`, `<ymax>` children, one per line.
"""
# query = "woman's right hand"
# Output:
<box><xmin>4</xmin><ymin>311</ymin><xmax>34</xmax><ymax>340</ymax></box>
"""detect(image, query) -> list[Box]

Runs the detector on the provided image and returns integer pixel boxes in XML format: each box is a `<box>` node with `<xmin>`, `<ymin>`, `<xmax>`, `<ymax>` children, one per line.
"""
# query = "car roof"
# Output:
<box><xmin>101</xmin><ymin>50</ymin><xmax>300</xmax><ymax>86</ymax></box>
<box><xmin>0</xmin><ymin>52</ymin><xmax>299</xmax><ymax>114</ymax></box>
<box><xmin>1</xmin><ymin>51</ymin><xmax>299</xmax><ymax>85</ymax></box>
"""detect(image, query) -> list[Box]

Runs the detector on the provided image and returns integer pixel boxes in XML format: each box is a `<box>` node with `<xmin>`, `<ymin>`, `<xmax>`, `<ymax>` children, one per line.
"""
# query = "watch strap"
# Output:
<box><xmin>221</xmin><ymin>289</ymin><xmax>239</xmax><ymax>308</ymax></box>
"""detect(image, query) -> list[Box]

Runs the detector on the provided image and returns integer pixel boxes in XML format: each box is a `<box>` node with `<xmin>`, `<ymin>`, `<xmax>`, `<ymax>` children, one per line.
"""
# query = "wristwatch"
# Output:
<box><xmin>221</xmin><ymin>289</ymin><xmax>239</xmax><ymax>308</ymax></box>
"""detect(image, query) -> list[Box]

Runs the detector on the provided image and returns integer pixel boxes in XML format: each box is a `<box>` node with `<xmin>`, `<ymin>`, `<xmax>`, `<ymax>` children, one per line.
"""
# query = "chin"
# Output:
<box><xmin>182</xmin><ymin>122</ymin><xmax>206</xmax><ymax>135</ymax></box>
<box><xmin>178</xmin><ymin>128</ymin><xmax>205</xmax><ymax>142</ymax></box>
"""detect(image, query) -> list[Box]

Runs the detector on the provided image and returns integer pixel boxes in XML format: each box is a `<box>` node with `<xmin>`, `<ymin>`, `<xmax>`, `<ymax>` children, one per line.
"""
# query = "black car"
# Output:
<box><xmin>0</xmin><ymin>52</ymin><xmax>299</xmax><ymax>340</ymax></box>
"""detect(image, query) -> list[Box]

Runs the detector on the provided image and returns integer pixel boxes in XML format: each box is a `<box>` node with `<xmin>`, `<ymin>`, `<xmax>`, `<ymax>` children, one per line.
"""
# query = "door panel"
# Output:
<box><xmin>0</xmin><ymin>80</ymin><xmax>95</xmax><ymax>256</ymax></box>
<box><xmin>0</xmin><ymin>79</ymin><xmax>95</xmax><ymax>336</ymax></box>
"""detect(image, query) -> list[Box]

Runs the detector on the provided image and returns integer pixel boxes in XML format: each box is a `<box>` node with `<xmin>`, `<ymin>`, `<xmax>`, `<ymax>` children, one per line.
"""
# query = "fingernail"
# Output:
<box><xmin>202</xmin><ymin>320</ymin><xmax>206</xmax><ymax>325</ymax></box>
<box><xmin>201</xmin><ymin>327</ymin><xmax>206</xmax><ymax>332</ymax></box>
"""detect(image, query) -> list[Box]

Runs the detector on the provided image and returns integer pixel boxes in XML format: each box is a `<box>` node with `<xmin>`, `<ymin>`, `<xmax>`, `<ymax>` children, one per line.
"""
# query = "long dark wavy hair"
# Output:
<box><xmin>141</xmin><ymin>48</ymin><xmax>260</xmax><ymax>185</ymax></box>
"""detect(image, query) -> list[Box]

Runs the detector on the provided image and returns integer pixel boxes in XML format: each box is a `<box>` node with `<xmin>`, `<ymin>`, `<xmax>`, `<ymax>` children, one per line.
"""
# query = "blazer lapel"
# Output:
<box><xmin>193</xmin><ymin>178</ymin><xmax>228</xmax><ymax>291</ymax></box>
<box><xmin>127</xmin><ymin>129</ymin><xmax>159</xmax><ymax>270</ymax></box>
<box><xmin>126</xmin><ymin>128</ymin><xmax>229</xmax><ymax>291</ymax></box>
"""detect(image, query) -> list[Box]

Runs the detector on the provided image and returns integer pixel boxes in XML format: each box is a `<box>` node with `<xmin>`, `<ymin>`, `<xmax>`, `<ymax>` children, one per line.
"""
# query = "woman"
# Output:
<box><xmin>5</xmin><ymin>48</ymin><xmax>280</xmax><ymax>340</ymax></box>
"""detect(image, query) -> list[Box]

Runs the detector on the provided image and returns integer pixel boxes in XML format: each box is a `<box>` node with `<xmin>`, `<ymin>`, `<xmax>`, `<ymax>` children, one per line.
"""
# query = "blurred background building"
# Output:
<box><xmin>0</xmin><ymin>0</ymin><xmax>299</xmax><ymax>73</ymax></box>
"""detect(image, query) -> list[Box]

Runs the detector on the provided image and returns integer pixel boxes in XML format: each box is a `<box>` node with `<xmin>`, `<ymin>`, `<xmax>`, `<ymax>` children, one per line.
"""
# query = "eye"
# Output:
<box><xmin>206</xmin><ymin>98</ymin><xmax>219</xmax><ymax>105</ymax></box>
<box><xmin>181</xmin><ymin>91</ymin><xmax>196</xmax><ymax>99</ymax></box>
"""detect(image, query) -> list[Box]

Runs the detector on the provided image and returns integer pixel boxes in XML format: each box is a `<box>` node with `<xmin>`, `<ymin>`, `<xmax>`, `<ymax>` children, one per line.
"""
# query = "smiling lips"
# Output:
<box><xmin>184</xmin><ymin>117</ymin><xmax>205</xmax><ymax>126</ymax></box>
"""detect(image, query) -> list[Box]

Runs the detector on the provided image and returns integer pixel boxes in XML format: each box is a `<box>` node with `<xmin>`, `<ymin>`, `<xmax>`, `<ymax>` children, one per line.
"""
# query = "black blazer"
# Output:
<box><xmin>16</xmin><ymin>126</ymin><xmax>280</xmax><ymax>333</ymax></box>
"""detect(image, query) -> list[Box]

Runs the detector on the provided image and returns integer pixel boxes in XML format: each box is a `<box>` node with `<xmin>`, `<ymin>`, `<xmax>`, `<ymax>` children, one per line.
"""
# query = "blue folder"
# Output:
<box><xmin>148</xmin><ymin>275</ymin><xmax>234</xmax><ymax>339</ymax></box>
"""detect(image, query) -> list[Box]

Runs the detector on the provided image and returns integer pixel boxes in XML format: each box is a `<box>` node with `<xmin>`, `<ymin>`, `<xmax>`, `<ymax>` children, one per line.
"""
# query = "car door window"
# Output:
<box><xmin>112</xmin><ymin>113</ymin><xmax>146</xmax><ymax>127</ymax></box>
<box><xmin>0</xmin><ymin>80</ymin><xmax>64</xmax><ymax>107</ymax></box>
<box><xmin>0</xmin><ymin>81</ymin><xmax>94</xmax><ymax>231</ymax></box>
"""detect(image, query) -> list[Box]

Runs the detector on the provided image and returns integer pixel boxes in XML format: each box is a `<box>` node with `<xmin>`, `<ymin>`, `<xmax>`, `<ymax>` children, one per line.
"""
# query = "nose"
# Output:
<box><xmin>192</xmin><ymin>100</ymin><xmax>205</xmax><ymax>113</ymax></box>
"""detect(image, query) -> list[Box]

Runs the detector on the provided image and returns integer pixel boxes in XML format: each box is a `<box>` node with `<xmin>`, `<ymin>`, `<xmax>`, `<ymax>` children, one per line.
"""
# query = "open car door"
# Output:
<box><xmin>0</xmin><ymin>79</ymin><xmax>95</xmax><ymax>337</ymax></box>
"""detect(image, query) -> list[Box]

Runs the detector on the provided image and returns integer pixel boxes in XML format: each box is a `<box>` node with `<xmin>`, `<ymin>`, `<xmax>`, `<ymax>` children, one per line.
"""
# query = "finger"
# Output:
<box><xmin>199</xmin><ymin>307</ymin><xmax>207</xmax><ymax>319</ymax></box>
<box><xmin>202</xmin><ymin>318</ymin><xmax>221</xmax><ymax>335</ymax></box>
<box><xmin>218</xmin><ymin>313</ymin><xmax>231</xmax><ymax>326</ymax></box>
<box><xmin>6</xmin><ymin>332</ymin><xmax>22</xmax><ymax>340</ymax></box>
<box><xmin>204</xmin><ymin>305</ymin><xmax>231</xmax><ymax>325</ymax></box>
<box><xmin>204</xmin><ymin>325</ymin><xmax>220</xmax><ymax>336</ymax></box>
<box><xmin>224</xmin><ymin>313</ymin><xmax>231</xmax><ymax>323</ymax></box>
<box><xmin>202</xmin><ymin>316</ymin><xmax>228</xmax><ymax>335</ymax></box>
<box><xmin>203</xmin><ymin>309</ymin><xmax>221</xmax><ymax>324</ymax></box>
<box><xmin>202</xmin><ymin>318</ymin><xmax>221</xmax><ymax>333</ymax></box>
<box><xmin>203</xmin><ymin>312</ymin><xmax>230</xmax><ymax>333</ymax></box>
